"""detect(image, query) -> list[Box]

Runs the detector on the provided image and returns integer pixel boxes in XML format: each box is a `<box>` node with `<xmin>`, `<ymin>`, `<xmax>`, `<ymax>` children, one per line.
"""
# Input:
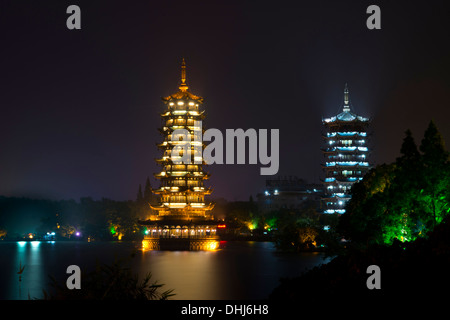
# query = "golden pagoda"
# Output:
<box><xmin>140</xmin><ymin>59</ymin><xmax>219</xmax><ymax>251</ymax></box>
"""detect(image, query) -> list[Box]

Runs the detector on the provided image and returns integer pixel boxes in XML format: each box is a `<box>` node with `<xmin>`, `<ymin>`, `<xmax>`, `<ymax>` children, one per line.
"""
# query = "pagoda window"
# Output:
<box><xmin>172</xmin><ymin>179</ymin><xmax>186</xmax><ymax>186</ymax></box>
<box><xmin>187</xmin><ymin>180</ymin><xmax>200</xmax><ymax>187</ymax></box>
<box><xmin>188</xmin><ymin>195</ymin><xmax>204</xmax><ymax>202</ymax></box>
<box><xmin>172</xmin><ymin>164</ymin><xmax>186</xmax><ymax>171</ymax></box>
<box><xmin>174</xmin><ymin>119</ymin><xmax>186</xmax><ymax>126</ymax></box>
<box><xmin>341</xmin><ymin>140</ymin><xmax>352</xmax><ymax>146</ymax></box>
<box><xmin>170</xmin><ymin>195</ymin><xmax>186</xmax><ymax>203</ymax></box>
<box><xmin>187</xmin><ymin>165</ymin><xmax>199</xmax><ymax>171</ymax></box>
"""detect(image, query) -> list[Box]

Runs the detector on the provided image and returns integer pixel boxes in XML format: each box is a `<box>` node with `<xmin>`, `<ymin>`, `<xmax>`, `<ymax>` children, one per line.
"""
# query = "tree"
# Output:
<box><xmin>136</xmin><ymin>184</ymin><xmax>144</xmax><ymax>205</ymax></box>
<box><xmin>338</xmin><ymin>164</ymin><xmax>396</xmax><ymax>246</ymax></box>
<box><xmin>144</xmin><ymin>177</ymin><xmax>153</xmax><ymax>205</ymax></box>
<box><xmin>387</xmin><ymin>129</ymin><xmax>423</xmax><ymax>242</ymax></box>
<box><xmin>339</xmin><ymin>122</ymin><xmax>450</xmax><ymax>247</ymax></box>
<box><xmin>419</xmin><ymin>120</ymin><xmax>450</xmax><ymax>228</ymax></box>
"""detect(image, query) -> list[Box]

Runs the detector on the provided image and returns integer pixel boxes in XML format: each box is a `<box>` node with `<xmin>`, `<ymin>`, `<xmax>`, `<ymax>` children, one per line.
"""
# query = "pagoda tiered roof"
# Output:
<box><xmin>154</xmin><ymin>171</ymin><xmax>210</xmax><ymax>179</ymax></box>
<box><xmin>150</xmin><ymin>202</ymin><xmax>215</xmax><ymax>211</ymax></box>
<box><xmin>160</xmin><ymin>110</ymin><xmax>205</xmax><ymax>118</ymax></box>
<box><xmin>161</xmin><ymin>59</ymin><xmax>204</xmax><ymax>103</ymax></box>
<box><xmin>152</xmin><ymin>186</ymin><xmax>213</xmax><ymax>195</ymax></box>
<box><xmin>323</xmin><ymin>111</ymin><xmax>369</xmax><ymax>124</ymax></box>
<box><xmin>321</xmin><ymin>161</ymin><xmax>370</xmax><ymax>168</ymax></box>
<box><xmin>323</xmin><ymin>84</ymin><xmax>369</xmax><ymax>125</ymax></box>
<box><xmin>322</xmin><ymin>176</ymin><xmax>363</xmax><ymax>184</ymax></box>
<box><xmin>322</xmin><ymin>146</ymin><xmax>369</xmax><ymax>154</ymax></box>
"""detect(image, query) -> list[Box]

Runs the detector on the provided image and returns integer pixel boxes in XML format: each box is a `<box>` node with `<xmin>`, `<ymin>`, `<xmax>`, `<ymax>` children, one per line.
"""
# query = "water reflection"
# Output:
<box><xmin>9</xmin><ymin>241</ymin><xmax>46</xmax><ymax>299</ymax></box>
<box><xmin>137</xmin><ymin>250</ymin><xmax>223</xmax><ymax>299</ymax></box>
<box><xmin>0</xmin><ymin>241</ymin><xmax>330</xmax><ymax>300</ymax></box>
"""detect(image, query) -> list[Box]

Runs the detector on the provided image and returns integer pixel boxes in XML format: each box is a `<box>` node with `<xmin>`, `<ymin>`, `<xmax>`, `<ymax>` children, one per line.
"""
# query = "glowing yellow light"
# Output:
<box><xmin>206</xmin><ymin>241</ymin><xmax>219</xmax><ymax>251</ymax></box>
<box><xmin>168</xmin><ymin>203</ymin><xmax>187</xmax><ymax>208</ymax></box>
<box><xmin>247</xmin><ymin>221</ymin><xmax>257</xmax><ymax>230</ymax></box>
<box><xmin>191</xmin><ymin>203</ymin><xmax>205</xmax><ymax>207</ymax></box>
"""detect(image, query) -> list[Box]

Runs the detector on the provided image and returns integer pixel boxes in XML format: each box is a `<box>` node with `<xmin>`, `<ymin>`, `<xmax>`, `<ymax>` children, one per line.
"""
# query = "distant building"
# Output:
<box><xmin>321</xmin><ymin>84</ymin><xmax>371</xmax><ymax>214</ymax></box>
<box><xmin>256</xmin><ymin>176</ymin><xmax>323</xmax><ymax>213</ymax></box>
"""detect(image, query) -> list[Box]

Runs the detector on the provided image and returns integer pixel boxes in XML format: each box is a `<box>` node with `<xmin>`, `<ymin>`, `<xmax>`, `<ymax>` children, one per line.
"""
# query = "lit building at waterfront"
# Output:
<box><xmin>139</xmin><ymin>59</ymin><xmax>219</xmax><ymax>250</ymax></box>
<box><xmin>322</xmin><ymin>84</ymin><xmax>371</xmax><ymax>214</ymax></box>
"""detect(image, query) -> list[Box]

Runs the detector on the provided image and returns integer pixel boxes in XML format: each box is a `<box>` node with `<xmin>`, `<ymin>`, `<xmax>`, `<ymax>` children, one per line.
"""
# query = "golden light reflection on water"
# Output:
<box><xmin>138</xmin><ymin>248</ymin><xmax>226</xmax><ymax>300</ymax></box>
<box><xmin>141</xmin><ymin>239</ymin><xmax>220</xmax><ymax>251</ymax></box>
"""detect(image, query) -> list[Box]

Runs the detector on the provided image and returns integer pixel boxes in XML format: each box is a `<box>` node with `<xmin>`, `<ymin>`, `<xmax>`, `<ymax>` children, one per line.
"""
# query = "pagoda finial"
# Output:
<box><xmin>179</xmin><ymin>58</ymin><xmax>188</xmax><ymax>92</ymax></box>
<box><xmin>343</xmin><ymin>83</ymin><xmax>350</xmax><ymax>111</ymax></box>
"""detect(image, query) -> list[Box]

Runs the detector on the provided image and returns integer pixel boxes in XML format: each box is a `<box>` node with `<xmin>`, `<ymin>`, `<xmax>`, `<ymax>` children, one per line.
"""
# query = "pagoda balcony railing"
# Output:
<box><xmin>325</xmin><ymin>132</ymin><xmax>368</xmax><ymax>137</ymax></box>
<box><xmin>323</xmin><ymin>176</ymin><xmax>364</xmax><ymax>183</ymax></box>
<box><xmin>324</xmin><ymin>142</ymin><xmax>368</xmax><ymax>148</ymax></box>
<box><xmin>324</xmin><ymin>161</ymin><xmax>369</xmax><ymax>166</ymax></box>
<box><xmin>322</xmin><ymin>146</ymin><xmax>369</xmax><ymax>152</ymax></box>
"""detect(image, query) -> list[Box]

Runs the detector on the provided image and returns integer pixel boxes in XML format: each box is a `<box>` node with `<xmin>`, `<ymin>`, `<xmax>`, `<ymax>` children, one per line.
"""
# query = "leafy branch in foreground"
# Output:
<box><xmin>41</xmin><ymin>259</ymin><xmax>175</xmax><ymax>300</ymax></box>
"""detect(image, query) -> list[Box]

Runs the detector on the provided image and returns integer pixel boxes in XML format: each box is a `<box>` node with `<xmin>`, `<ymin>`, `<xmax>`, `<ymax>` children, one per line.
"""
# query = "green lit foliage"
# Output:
<box><xmin>419</xmin><ymin>121</ymin><xmax>450</xmax><ymax>227</ymax></box>
<box><xmin>339</xmin><ymin>121</ymin><xmax>450</xmax><ymax>246</ymax></box>
<box><xmin>339</xmin><ymin>163</ymin><xmax>396</xmax><ymax>245</ymax></box>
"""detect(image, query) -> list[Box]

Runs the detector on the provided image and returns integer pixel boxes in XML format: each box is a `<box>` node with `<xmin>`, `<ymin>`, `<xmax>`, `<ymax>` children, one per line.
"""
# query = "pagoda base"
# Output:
<box><xmin>142</xmin><ymin>236</ymin><xmax>220</xmax><ymax>251</ymax></box>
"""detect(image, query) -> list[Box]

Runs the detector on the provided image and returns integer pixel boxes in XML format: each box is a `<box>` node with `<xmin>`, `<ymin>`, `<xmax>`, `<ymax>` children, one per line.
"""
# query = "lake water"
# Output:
<box><xmin>0</xmin><ymin>240</ymin><xmax>331</xmax><ymax>300</ymax></box>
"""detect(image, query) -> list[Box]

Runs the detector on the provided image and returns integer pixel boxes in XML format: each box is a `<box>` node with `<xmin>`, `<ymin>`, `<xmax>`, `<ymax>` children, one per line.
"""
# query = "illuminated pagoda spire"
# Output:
<box><xmin>139</xmin><ymin>59</ymin><xmax>218</xmax><ymax>251</ymax></box>
<box><xmin>343</xmin><ymin>83</ymin><xmax>350</xmax><ymax>111</ymax></box>
<box><xmin>321</xmin><ymin>84</ymin><xmax>371</xmax><ymax>214</ymax></box>
<box><xmin>179</xmin><ymin>58</ymin><xmax>188</xmax><ymax>91</ymax></box>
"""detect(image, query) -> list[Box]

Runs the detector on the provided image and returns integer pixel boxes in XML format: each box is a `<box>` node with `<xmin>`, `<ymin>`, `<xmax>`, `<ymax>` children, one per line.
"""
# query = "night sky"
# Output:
<box><xmin>1</xmin><ymin>0</ymin><xmax>450</xmax><ymax>202</ymax></box>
